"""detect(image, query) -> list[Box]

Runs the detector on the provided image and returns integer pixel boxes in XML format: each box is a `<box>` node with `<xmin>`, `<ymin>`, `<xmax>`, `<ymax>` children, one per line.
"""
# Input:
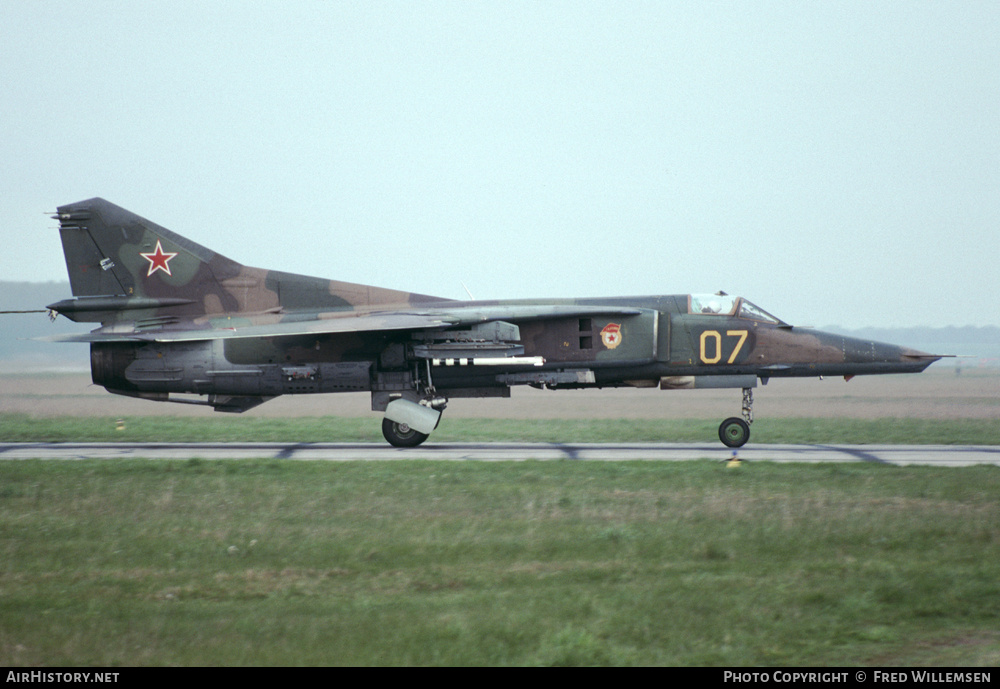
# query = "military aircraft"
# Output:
<box><xmin>44</xmin><ymin>198</ymin><xmax>942</xmax><ymax>448</ymax></box>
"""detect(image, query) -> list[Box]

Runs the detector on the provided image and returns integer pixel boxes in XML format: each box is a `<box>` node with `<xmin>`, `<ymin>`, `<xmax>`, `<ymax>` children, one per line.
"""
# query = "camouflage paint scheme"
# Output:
<box><xmin>46</xmin><ymin>198</ymin><xmax>942</xmax><ymax>447</ymax></box>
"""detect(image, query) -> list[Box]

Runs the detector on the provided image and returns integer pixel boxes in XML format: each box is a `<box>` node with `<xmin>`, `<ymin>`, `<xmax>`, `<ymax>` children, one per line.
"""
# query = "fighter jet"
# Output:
<box><xmin>44</xmin><ymin>198</ymin><xmax>941</xmax><ymax>448</ymax></box>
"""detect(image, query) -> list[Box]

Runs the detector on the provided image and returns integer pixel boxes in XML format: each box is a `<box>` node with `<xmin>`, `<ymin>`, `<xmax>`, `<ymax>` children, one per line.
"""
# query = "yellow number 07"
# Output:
<box><xmin>699</xmin><ymin>330</ymin><xmax>749</xmax><ymax>364</ymax></box>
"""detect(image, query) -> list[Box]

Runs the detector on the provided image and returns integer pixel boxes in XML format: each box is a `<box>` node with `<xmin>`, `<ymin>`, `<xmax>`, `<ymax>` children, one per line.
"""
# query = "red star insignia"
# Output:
<box><xmin>139</xmin><ymin>240</ymin><xmax>178</xmax><ymax>277</ymax></box>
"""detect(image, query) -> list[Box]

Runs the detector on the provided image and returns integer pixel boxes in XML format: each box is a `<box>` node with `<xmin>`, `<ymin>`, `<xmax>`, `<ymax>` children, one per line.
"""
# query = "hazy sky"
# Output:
<box><xmin>2</xmin><ymin>1</ymin><xmax>997</xmax><ymax>327</ymax></box>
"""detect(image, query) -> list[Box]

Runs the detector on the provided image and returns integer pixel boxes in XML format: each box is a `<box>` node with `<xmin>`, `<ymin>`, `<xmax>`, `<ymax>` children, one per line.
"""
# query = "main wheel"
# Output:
<box><xmin>382</xmin><ymin>418</ymin><xmax>429</xmax><ymax>448</ymax></box>
<box><xmin>719</xmin><ymin>417</ymin><xmax>750</xmax><ymax>448</ymax></box>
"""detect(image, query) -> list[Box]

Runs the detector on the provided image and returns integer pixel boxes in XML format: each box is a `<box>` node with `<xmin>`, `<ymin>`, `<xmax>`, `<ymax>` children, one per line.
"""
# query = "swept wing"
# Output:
<box><xmin>43</xmin><ymin>304</ymin><xmax>645</xmax><ymax>343</ymax></box>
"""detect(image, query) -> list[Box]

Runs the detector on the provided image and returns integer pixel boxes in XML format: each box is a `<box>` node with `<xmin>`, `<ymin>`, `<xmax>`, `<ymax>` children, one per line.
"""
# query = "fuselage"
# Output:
<box><xmin>88</xmin><ymin>293</ymin><xmax>938</xmax><ymax>407</ymax></box>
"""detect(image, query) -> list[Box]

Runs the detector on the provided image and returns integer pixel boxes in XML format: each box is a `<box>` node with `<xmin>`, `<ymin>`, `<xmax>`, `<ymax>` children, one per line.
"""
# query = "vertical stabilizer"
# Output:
<box><xmin>55</xmin><ymin>198</ymin><xmax>243</xmax><ymax>300</ymax></box>
<box><xmin>51</xmin><ymin>197</ymin><xmax>444</xmax><ymax>325</ymax></box>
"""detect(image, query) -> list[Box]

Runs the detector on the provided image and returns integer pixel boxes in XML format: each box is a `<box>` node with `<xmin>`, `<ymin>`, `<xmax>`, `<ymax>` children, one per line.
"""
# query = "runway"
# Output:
<box><xmin>1</xmin><ymin>442</ymin><xmax>998</xmax><ymax>466</ymax></box>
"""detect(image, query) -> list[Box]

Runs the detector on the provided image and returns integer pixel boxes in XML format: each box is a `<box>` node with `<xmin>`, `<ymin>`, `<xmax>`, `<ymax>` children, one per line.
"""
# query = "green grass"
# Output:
<box><xmin>1</xmin><ymin>459</ymin><xmax>999</xmax><ymax>665</ymax></box>
<box><xmin>1</xmin><ymin>413</ymin><xmax>998</xmax><ymax>445</ymax></box>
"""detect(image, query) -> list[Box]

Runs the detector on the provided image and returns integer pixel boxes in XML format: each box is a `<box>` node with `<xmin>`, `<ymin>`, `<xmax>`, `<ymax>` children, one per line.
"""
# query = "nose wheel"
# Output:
<box><xmin>719</xmin><ymin>417</ymin><xmax>750</xmax><ymax>447</ymax></box>
<box><xmin>718</xmin><ymin>387</ymin><xmax>754</xmax><ymax>448</ymax></box>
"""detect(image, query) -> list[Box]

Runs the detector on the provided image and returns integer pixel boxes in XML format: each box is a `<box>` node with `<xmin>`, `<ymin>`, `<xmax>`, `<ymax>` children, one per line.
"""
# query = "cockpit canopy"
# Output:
<box><xmin>688</xmin><ymin>294</ymin><xmax>785</xmax><ymax>325</ymax></box>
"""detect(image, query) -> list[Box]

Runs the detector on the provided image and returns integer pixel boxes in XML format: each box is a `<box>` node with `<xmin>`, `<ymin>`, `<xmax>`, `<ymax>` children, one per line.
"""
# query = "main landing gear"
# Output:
<box><xmin>379</xmin><ymin>358</ymin><xmax>450</xmax><ymax>448</ymax></box>
<box><xmin>381</xmin><ymin>418</ymin><xmax>429</xmax><ymax>448</ymax></box>
<box><xmin>381</xmin><ymin>394</ymin><xmax>448</xmax><ymax>448</ymax></box>
<box><xmin>719</xmin><ymin>387</ymin><xmax>754</xmax><ymax>448</ymax></box>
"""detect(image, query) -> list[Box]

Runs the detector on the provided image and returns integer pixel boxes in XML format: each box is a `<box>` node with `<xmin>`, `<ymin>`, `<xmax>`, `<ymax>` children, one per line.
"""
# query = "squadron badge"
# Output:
<box><xmin>600</xmin><ymin>323</ymin><xmax>622</xmax><ymax>349</ymax></box>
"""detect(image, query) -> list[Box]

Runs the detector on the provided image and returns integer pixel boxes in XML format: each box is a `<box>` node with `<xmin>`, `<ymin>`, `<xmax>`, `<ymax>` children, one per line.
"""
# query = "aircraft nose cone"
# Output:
<box><xmin>841</xmin><ymin>335</ymin><xmax>941</xmax><ymax>373</ymax></box>
<box><xmin>898</xmin><ymin>346</ymin><xmax>943</xmax><ymax>371</ymax></box>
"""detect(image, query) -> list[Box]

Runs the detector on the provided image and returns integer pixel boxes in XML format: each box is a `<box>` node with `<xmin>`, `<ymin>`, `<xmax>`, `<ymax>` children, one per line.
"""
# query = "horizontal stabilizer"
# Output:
<box><xmin>47</xmin><ymin>296</ymin><xmax>195</xmax><ymax>315</ymax></box>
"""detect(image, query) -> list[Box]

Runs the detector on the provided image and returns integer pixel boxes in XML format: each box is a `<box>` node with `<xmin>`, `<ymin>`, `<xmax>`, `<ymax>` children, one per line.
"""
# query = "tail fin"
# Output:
<box><xmin>51</xmin><ymin>198</ymin><xmax>253</xmax><ymax>323</ymax></box>
<box><xmin>51</xmin><ymin>198</ymin><xmax>444</xmax><ymax>325</ymax></box>
<box><xmin>55</xmin><ymin>198</ymin><xmax>243</xmax><ymax>300</ymax></box>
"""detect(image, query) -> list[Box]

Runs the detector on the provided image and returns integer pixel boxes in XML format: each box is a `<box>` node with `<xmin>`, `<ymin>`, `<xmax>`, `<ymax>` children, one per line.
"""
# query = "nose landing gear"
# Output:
<box><xmin>719</xmin><ymin>387</ymin><xmax>754</xmax><ymax>448</ymax></box>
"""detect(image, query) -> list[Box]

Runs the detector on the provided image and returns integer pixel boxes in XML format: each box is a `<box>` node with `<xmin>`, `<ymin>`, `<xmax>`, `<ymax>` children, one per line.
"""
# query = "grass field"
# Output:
<box><xmin>2</xmin><ymin>458</ymin><xmax>999</xmax><ymax>666</ymax></box>
<box><xmin>1</xmin><ymin>369</ymin><xmax>998</xmax><ymax>666</ymax></box>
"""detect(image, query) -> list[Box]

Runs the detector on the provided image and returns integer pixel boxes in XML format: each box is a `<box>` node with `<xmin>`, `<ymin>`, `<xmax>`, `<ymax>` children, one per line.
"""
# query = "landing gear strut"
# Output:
<box><xmin>718</xmin><ymin>387</ymin><xmax>754</xmax><ymax>448</ymax></box>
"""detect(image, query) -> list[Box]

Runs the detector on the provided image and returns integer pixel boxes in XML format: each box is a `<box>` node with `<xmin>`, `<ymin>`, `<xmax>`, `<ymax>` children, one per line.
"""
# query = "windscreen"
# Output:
<box><xmin>737</xmin><ymin>300</ymin><xmax>783</xmax><ymax>324</ymax></box>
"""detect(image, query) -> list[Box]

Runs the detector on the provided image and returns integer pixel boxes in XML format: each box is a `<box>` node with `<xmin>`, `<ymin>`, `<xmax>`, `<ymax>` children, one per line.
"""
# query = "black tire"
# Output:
<box><xmin>719</xmin><ymin>417</ymin><xmax>750</xmax><ymax>448</ymax></box>
<box><xmin>381</xmin><ymin>418</ymin><xmax>429</xmax><ymax>448</ymax></box>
